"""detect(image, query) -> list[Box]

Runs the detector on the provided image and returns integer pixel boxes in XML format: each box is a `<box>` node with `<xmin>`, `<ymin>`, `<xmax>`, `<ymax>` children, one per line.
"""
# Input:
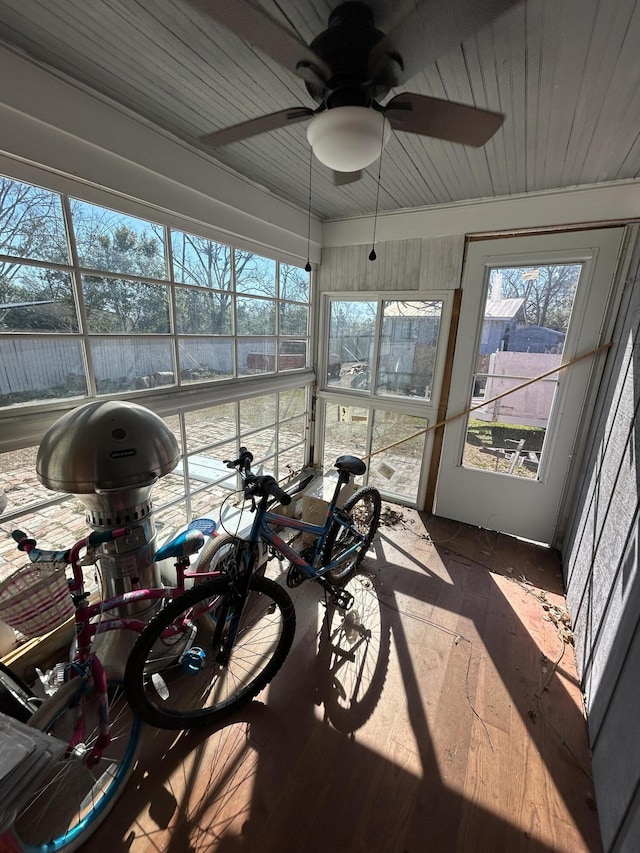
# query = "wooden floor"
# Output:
<box><xmin>86</xmin><ymin>512</ymin><xmax>602</xmax><ymax>853</ymax></box>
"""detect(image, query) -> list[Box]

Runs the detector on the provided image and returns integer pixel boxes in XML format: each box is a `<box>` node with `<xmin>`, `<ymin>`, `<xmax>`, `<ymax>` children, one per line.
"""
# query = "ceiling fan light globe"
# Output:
<box><xmin>306</xmin><ymin>106</ymin><xmax>392</xmax><ymax>172</ymax></box>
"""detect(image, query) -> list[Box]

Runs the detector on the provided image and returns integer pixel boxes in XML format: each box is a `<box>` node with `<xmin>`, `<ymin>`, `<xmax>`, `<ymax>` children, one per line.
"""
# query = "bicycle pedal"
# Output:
<box><xmin>331</xmin><ymin>588</ymin><xmax>354</xmax><ymax>611</ymax></box>
<box><xmin>286</xmin><ymin>565</ymin><xmax>305</xmax><ymax>588</ymax></box>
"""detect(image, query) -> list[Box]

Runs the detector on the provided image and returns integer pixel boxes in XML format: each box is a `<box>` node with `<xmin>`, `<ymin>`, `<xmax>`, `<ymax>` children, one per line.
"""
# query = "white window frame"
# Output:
<box><xmin>316</xmin><ymin>290</ymin><xmax>454</xmax><ymax>507</ymax></box>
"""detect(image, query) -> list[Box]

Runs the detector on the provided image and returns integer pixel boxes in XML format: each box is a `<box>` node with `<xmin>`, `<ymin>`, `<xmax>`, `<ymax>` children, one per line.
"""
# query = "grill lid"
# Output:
<box><xmin>36</xmin><ymin>400</ymin><xmax>180</xmax><ymax>493</ymax></box>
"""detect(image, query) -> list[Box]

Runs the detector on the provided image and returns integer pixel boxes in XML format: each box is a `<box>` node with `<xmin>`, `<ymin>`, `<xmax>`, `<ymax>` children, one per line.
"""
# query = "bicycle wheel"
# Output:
<box><xmin>124</xmin><ymin>574</ymin><xmax>296</xmax><ymax>729</ymax></box>
<box><xmin>322</xmin><ymin>486</ymin><xmax>382</xmax><ymax>584</ymax></box>
<box><xmin>196</xmin><ymin>534</ymin><xmax>242</xmax><ymax>577</ymax></box>
<box><xmin>12</xmin><ymin>676</ymin><xmax>140</xmax><ymax>853</ymax></box>
<box><xmin>196</xmin><ymin>534</ymin><xmax>268</xmax><ymax>584</ymax></box>
<box><xmin>316</xmin><ymin>571</ymin><xmax>390</xmax><ymax>733</ymax></box>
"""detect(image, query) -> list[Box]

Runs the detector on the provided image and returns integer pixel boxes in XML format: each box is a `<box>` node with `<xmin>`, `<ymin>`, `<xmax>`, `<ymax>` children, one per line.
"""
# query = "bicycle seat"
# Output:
<box><xmin>335</xmin><ymin>455</ymin><xmax>367</xmax><ymax>476</ymax></box>
<box><xmin>154</xmin><ymin>529</ymin><xmax>205</xmax><ymax>561</ymax></box>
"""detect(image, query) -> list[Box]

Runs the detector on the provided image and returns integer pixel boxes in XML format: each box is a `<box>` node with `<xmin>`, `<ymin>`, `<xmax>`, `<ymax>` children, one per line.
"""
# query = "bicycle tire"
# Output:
<box><xmin>124</xmin><ymin>574</ymin><xmax>296</xmax><ymax>729</ymax></box>
<box><xmin>196</xmin><ymin>534</ymin><xmax>243</xmax><ymax>577</ymax></box>
<box><xmin>12</xmin><ymin>676</ymin><xmax>140</xmax><ymax>853</ymax></box>
<box><xmin>196</xmin><ymin>534</ymin><xmax>269</xmax><ymax>584</ymax></box>
<box><xmin>322</xmin><ymin>486</ymin><xmax>381</xmax><ymax>584</ymax></box>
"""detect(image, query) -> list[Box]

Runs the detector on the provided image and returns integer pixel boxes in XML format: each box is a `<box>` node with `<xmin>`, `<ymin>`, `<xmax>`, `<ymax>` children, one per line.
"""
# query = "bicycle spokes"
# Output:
<box><xmin>125</xmin><ymin>576</ymin><xmax>296</xmax><ymax>728</ymax></box>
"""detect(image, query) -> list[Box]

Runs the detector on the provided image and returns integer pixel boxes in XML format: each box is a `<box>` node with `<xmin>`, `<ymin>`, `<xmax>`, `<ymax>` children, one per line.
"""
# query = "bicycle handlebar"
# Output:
<box><xmin>12</xmin><ymin>527</ymin><xmax>130</xmax><ymax>590</ymax></box>
<box><xmin>224</xmin><ymin>447</ymin><xmax>292</xmax><ymax>506</ymax></box>
<box><xmin>225</xmin><ymin>446</ymin><xmax>254</xmax><ymax>473</ymax></box>
<box><xmin>252</xmin><ymin>475</ymin><xmax>292</xmax><ymax>506</ymax></box>
<box><xmin>12</xmin><ymin>529</ymin><xmax>70</xmax><ymax>565</ymax></box>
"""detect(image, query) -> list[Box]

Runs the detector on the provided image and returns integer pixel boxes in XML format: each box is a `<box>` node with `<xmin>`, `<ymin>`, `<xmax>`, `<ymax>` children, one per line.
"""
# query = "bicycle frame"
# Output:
<box><xmin>72</xmin><ymin>581</ymin><xmax>202</xmax><ymax>762</ymax></box>
<box><xmin>243</xmin><ymin>473</ymin><xmax>363</xmax><ymax>581</ymax></box>
<box><xmin>13</xmin><ymin>525</ymin><xmax>222</xmax><ymax>763</ymax></box>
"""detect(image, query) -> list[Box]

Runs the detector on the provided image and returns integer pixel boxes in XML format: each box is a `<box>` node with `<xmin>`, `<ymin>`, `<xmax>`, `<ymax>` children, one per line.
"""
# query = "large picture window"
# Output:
<box><xmin>0</xmin><ymin>175</ymin><xmax>311</xmax><ymax>407</ymax></box>
<box><xmin>325</xmin><ymin>298</ymin><xmax>443</xmax><ymax>401</ymax></box>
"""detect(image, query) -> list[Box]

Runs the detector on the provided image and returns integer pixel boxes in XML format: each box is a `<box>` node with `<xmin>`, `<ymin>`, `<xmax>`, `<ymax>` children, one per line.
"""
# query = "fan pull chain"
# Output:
<box><xmin>305</xmin><ymin>147</ymin><xmax>313</xmax><ymax>273</ymax></box>
<box><xmin>369</xmin><ymin>117</ymin><xmax>387</xmax><ymax>262</ymax></box>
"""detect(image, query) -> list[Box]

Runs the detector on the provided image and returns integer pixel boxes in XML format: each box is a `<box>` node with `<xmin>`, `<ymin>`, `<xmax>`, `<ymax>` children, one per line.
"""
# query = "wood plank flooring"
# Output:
<box><xmin>84</xmin><ymin>512</ymin><xmax>602</xmax><ymax>853</ymax></box>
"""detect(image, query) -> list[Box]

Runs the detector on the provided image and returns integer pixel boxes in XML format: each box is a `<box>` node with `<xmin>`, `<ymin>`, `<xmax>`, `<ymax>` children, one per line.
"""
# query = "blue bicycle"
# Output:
<box><xmin>123</xmin><ymin>447</ymin><xmax>382</xmax><ymax>729</ymax></box>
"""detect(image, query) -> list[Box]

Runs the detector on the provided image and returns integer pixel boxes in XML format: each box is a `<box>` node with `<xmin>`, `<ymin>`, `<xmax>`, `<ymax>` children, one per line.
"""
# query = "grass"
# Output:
<box><xmin>463</xmin><ymin>418</ymin><xmax>546</xmax><ymax>478</ymax></box>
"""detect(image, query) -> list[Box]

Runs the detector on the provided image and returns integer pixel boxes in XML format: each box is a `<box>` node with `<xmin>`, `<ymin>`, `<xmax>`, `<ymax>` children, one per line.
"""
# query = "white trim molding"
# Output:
<box><xmin>0</xmin><ymin>43</ymin><xmax>322</xmax><ymax>266</ymax></box>
<box><xmin>322</xmin><ymin>181</ymin><xmax>640</xmax><ymax>248</ymax></box>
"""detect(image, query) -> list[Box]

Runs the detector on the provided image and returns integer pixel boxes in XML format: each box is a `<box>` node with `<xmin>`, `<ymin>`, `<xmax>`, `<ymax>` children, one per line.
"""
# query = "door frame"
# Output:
<box><xmin>434</xmin><ymin>227</ymin><xmax>626</xmax><ymax>546</ymax></box>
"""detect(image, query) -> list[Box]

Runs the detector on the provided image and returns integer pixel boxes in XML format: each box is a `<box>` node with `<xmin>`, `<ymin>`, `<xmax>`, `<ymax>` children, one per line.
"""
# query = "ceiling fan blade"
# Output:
<box><xmin>200</xmin><ymin>107</ymin><xmax>315</xmax><ymax>146</ymax></box>
<box><xmin>333</xmin><ymin>170</ymin><xmax>362</xmax><ymax>186</ymax></box>
<box><xmin>385</xmin><ymin>93</ymin><xmax>504</xmax><ymax>147</ymax></box>
<box><xmin>369</xmin><ymin>0</ymin><xmax>520</xmax><ymax>84</ymax></box>
<box><xmin>189</xmin><ymin>0</ymin><xmax>330</xmax><ymax>87</ymax></box>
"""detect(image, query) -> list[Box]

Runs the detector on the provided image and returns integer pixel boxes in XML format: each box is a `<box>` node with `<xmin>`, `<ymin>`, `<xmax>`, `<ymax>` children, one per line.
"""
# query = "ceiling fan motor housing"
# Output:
<box><xmin>305</xmin><ymin>1</ymin><xmax>394</xmax><ymax>107</ymax></box>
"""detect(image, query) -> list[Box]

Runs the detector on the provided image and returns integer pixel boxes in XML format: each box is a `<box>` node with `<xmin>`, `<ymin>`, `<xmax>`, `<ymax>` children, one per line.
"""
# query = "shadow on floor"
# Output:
<box><xmin>85</xmin><ymin>512</ymin><xmax>600</xmax><ymax>853</ymax></box>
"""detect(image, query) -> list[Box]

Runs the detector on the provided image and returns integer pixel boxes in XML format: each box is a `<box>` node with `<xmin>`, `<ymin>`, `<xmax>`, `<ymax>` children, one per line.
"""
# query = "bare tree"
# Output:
<box><xmin>0</xmin><ymin>177</ymin><xmax>69</xmax><ymax>281</ymax></box>
<box><xmin>494</xmin><ymin>264</ymin><xmax>580</xmax><ymax>332</ymax></box>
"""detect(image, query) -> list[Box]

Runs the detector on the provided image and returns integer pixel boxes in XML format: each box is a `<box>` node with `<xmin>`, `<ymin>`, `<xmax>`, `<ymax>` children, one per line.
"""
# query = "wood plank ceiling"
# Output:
<box><xmin>0</xmin><ymin>0</ymin><xmax>639</xmax><ymax>221</ymax></box>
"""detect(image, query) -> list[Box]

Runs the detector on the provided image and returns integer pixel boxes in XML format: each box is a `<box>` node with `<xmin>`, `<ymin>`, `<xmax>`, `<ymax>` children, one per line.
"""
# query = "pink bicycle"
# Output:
<box><xmin>7</xmin><ymin>517</ymin><xmax>220</xmax><ymax>853</ymax></box>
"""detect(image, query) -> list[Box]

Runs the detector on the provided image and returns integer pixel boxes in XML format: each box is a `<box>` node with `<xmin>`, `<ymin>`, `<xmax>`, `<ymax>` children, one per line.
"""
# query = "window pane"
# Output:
<box><xmin>82</xmin><ymin>276</ymin><xmax>170</xmax><ymax>333</ymax></box>
<box><xmin>279</xmin><ymin>263</ymin><xmax>309</xmax><ymax>302</ymax></box>
<box><xmin>0</xmin><ymin>445</ymin><xmax>59</xmax><ymax>513</ymax></box>
<box><xmin>183</xmin><ymin>451</ymin><xmax>237</xmax><ymax>492</ymax></box>
<box><xmin>279</xmin><ymin>387</ymin><xmax>306</xmax><ymax>419</ymax></box>
<box><xmin>90</xmin><ymin>338</ymin><xmax>174</xmax><ymax>394</ymax></box>
<box><xmin>238</xmin><ymin>337</ymin><xmax>275</xmax><ymax>376</ymax></box>
<box><xmin>322</xmin><ymin>402</ymin><xmax>369</xmax><ymax>461</ymax></box>
<box><xmin>0</xmin><ymin>175</ymin><xmax>69</xmax><ymax>264</ymax></box>
<box><xmin>235</xmin><ymin>251</ymin><xmax>275</xmax><ymax>296</ymax></box>
<box><xmin>71</xmin><ymin>199</ymin><xmax>166</xmax><ymax>279</ymax></box>
<box><xmin>148</xmin><ymin>416</ymin><xmax>182</xmax><ymax>510</ymax></box>
<box><xmin>175</xmin><ymin>286</ymin><xmax>233</xmax><ymax>335</ymax></box>
<box><xmin>278</xmin><ymin>442</ymin><xmax>306</xmax><ymax>480</ymax></box>
<box><xmin>178</xmin><ymin>337</ymin><xmax>234</xmax><ymax>383</ymax></box>
<box><xmin>369</xmin><ymin>411</ymin><xmax>427</xmax><ymax>501</ymax></box>
<box><xmin>153</xmin><ymin>481</ymin><xmax>188</xmax><ymax>534</ymax></box>
<box><xmin>376</xmin><ymin>300</ymin><xmax>442</xmax><ymax>400</ymax></box>
<box><xmin>161</xmin><ymin>414</ymin><xmax>181</xmax><ymax>449</ymax></box>
<box><xmin>240</xmin><ymin>394</ymin><xmax>276</xmax><ymax>433</ymax></box>
<box><xmin>462</xmin><ymin>263</ymin><xmax>581</xmax><ymax>479</ymax></box>
<box><xmin>278</xmin><ymin>413</ymin><xmax>306</xmax><ymax>449</ymax></box>
<box><xmin>279</xmin><ymin>302</ymin><xmax>308</xmax><ymax>336</ymax></box>
<box><xmin>327</xmin><ymin>300</ymin><xmax>376</xmax><ymax>390</ymax></box>
<box><xmin>171</xmin><ymin>231</ymin><xmax>231</xmax><ymax>289</ymax></box>
<box><xmin>0</xmin><ymin>338</ymin><xmax>87</xmax><ymax>406</ymax></box>
<box><xmin>278</xmin><ymin>339</ymin><xmax>307</xmax><ymax>371</ymax></box>
<box><xmin>190</xmin><ymin>480</ymin><xmax>238</xmax><ymax>521</ymax></box>
<box><xmin>0</xmin><ymin>265</ymin><xmax>78</xmax><ymax>332</ymax></box>
<box><xmin>236</xmin><ymin>296</ymin><xmax>275</xmax><ymax>335</ymax></box>
<box><xmin>184</xmin><ymin>403</ymin><xmax>237</xmax><ymax>454</ymax></box>
<box><xmin>241</xmin><ymin>426</ymin><xmax>277</xmax><ymax>462</ymax></box>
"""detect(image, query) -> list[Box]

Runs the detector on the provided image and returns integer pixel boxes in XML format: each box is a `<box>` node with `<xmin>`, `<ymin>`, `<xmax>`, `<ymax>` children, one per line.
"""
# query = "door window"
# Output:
<box><xmin>463</xmin><ymin>263</ymin><xmax>581</xmax><ymax>479</ymax></box>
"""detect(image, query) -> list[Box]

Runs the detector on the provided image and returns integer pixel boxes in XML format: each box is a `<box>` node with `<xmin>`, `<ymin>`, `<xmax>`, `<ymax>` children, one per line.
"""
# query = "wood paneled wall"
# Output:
<box><xmin>317</xmin><ymin>235</ymin><xmax>465</xmax><ymax>294</ymax></box>
<box><xmin>564</xmin><ymin>232</ymin><xmax>640</xmax><ymax>853</ymax></box>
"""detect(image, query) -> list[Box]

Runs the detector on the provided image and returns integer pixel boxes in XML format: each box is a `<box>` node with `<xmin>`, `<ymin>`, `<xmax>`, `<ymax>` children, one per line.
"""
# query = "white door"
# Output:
<box><xmin>435</xmin><ymin>228</ymin><xmax>624</xmax><ymax>545</ymax></box>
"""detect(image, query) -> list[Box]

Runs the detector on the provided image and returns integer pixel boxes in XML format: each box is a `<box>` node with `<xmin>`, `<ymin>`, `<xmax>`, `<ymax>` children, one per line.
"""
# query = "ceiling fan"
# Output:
<box><xmin>194</xmin><ymin>0</ymin><xmax>516</xmax><ymax>185</ymax></box>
